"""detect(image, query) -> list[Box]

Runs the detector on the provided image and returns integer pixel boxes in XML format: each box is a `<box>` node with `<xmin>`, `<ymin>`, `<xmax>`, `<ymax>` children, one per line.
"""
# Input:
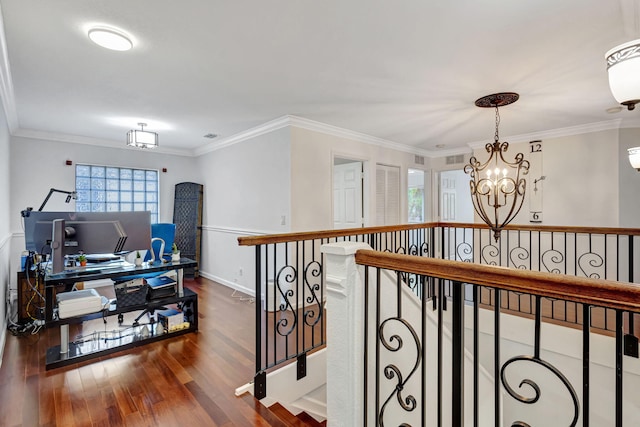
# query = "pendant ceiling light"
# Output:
<box><xmin>606</xmin><ymin>39</ymin><xmax>640</xmax><ymax>111</ymax></box>
<box><xmin>607</xmin><ymin>40</ymin><xmax>640</xmax><ymax>171</ymax></box>
<box><xmin>464</xmin><ymin>93</ymin><xmax>529</xmax><ymax>241</ymax></box>
<box><xmin>127</xmin><ymin>123</ymin><xmax>158</xmax><ymax>149</ymax></box>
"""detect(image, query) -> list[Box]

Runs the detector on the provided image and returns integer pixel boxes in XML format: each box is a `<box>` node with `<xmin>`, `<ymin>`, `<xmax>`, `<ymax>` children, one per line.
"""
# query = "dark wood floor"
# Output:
<box><xmin>0</xmin><ymin>277</ymin><xmax>323</xmax><ymax>426</ymax></box>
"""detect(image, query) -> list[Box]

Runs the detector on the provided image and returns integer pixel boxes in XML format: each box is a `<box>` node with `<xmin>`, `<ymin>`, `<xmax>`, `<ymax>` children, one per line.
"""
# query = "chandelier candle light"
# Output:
<box><xmin>464</xmin><ymin>92</ymin><xmax>530</xmax><ymax>241</ymax></box>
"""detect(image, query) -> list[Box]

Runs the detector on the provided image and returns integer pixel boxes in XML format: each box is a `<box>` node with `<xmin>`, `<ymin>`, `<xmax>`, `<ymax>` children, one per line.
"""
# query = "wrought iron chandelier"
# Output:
<box><xmin>127</xmin><ymin>123</ymin><xmax>158</xmax><ymax>149</ymax></box>
<box><xmin>464</xmin><ymin>92</ymin><xmax>529</xmax><ymax>241</ymax></box>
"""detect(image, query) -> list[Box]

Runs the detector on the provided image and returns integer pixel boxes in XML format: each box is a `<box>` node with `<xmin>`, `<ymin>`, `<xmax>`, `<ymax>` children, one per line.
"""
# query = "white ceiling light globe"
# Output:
<box><xmin>606</xmin><ymin>39</ymin><xmax>640</xmax><ymax>110</ymax></box>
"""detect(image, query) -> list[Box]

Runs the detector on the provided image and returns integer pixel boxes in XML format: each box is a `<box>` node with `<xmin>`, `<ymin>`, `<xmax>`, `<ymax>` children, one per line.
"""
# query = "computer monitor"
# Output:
<box><xmin>24</xmin><ymin>211</ymin><xmax>152</xmax><ymax>258</ymax></box>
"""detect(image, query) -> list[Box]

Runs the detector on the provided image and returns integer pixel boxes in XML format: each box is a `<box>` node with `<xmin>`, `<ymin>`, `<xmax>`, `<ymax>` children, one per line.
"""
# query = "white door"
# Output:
<box><xmin>439</xmin><ymin>169</ymin><xmax>475</xmax><ymax>260</ymax></box>
<box><xmin>439</xmin><ymin>169</ymin><xmax>474</xmax><ymax>223</ymax></box>
<box><xmin>333</xmin><ymin>162</ymin><xmax>363</xmax><ymax>229</ymax></box>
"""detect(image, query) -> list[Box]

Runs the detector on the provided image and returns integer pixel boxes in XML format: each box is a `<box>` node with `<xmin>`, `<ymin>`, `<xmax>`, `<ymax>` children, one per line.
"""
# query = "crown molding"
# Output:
<box><xmin>192</xmin><ymin>115</ymin><xmax>292</xmax><ymax>156</ymax></box>
<box><xmin>0</xmin><ymin>4</ymin><xmax>19</xmax><ymax>133</ymax></box>
<box><xmin>13</xmin><ymin>128</ymin><xmax>194</xmax><ymax>157</ymax></box>
<box><xmin>287</xmin><ymin>115</ymin><xmax>434</xmax><ymax>157</ymax></box>
<box><xmin>288</xmin><ymin>115</ymin><xmax>469</xmax><ymax>157</ymax></box>
<box><xmin>194</xmin><ymin>114</ymin><xmax>441</xmax><ymax>158</ymax></box>
<box><xmin>467</xmin><ymin>118</ymin><xmax>625</xmax><ymax>150</ymax></box>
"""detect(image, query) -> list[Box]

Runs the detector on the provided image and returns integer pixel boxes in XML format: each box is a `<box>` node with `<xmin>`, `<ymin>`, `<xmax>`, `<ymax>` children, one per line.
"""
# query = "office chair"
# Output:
<box><xmin>116</xmin><ymin>223</ymin><xmax>177</xmax><ymax>325</ymax></box>
<box><xmin>148</xmin><ymin>223</ymin><xmax>176</xmax><ymax>263</ymax></box>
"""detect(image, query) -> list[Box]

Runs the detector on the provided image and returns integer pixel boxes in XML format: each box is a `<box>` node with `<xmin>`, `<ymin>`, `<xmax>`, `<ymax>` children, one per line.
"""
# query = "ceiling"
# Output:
<box><xmin>1</xmin><ymin>0</ymin><xmax>639</xmax><ymax>157</ymax></box>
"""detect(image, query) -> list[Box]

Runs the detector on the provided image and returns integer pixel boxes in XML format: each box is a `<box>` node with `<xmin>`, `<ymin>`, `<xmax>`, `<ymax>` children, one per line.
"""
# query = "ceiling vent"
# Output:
<box><xmin>414</xmin><ymin>155</ymin><xmax>425</xmax><ymax>165</ymax></box>
<box><xmin>446</xmin><ymin>154</ymin><xmax>465</xmax><ymax>165</ymax></box>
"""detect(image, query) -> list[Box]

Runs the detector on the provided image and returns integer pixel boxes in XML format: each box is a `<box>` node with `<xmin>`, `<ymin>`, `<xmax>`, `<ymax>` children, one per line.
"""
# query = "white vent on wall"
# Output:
<box><xmin>446</xmin><ymin>154</ymin><xmax>465</xmax><ymax>165</ymax></box>
<box><xmin>414</xmin><ymin>155</ymin><xmax>425</xmax><ymax>165</ymax></box>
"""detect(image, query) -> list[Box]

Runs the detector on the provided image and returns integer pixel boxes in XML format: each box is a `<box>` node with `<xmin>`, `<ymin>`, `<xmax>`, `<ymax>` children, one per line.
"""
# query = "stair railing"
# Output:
<box><xmin>345</xmin><ymin>248</ymin><xmax>640</xmax><ymax>426</ymax></box>
<box><xmin>239</xmin><ymin>222</ymin><xmax>640</xmax><ymax>401</ymax></box>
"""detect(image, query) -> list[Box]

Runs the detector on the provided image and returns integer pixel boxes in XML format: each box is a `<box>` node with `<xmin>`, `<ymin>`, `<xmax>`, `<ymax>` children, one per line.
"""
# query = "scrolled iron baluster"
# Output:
<box><xmin>577</xmin><ymin>252</ymin><xmax>604</xmax><ymax>279</ymax></box>
<box><xmin>303</xmin><ymin>261</ymin><xmax>323</xmax><ymax>328</ymax></box>
<box><xmin>541</xmin><ymin>248</ymin><xmax>565</xmax><ymax>274</ymax></box>
<box><xmin>275</xmin><ymin>265</ymin><xmax>297</xmax><ymax>336</ymax></box>
<box><xmin>420</xmin><ymin>242</ymin><xmax>429</xmax><ymax>257</ymax></box>
<box><xmin>378</xmin><ymin>318</ymin><xmax>421</xmax><ymax>427</ymax></box>
<box><xmin>509</xmin><ymin>246</ymin><xmax>530</xmax><ymax>269</ymax></box>
<box><xmin>456</xmin><ymin>241</ymin><xmax>473</xmax><ymax>262</ymax></box>
<box><xmin>408</xmin><ymin>243</ymin><xmax>418</xmax><ymax>256</ymax></box>
<box><xmin>500</xmin><ymin>355</ymin><xmax>579</xmax><ymax>427</ymax></box>
<box><xmin>481</xmin><ymin>243</ymin><xmax>499</xmax><ymax>265</ymax></box>
<box><xmin>406</xmin><ymin>273</ymin><xmax>418</xmax><ymax>294</ymax></box>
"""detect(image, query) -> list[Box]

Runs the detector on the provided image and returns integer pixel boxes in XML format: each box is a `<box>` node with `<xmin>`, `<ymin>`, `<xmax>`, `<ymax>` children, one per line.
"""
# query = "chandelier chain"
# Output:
<box><xmin>494</xmin><ymin>106</ymin><xmax>500</xmax><ymax>143</ymax></box>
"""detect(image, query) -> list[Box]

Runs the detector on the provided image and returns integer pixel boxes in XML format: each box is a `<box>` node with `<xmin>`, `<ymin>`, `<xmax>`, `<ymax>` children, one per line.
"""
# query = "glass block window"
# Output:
<box><xmin>76</xmin><ymin>164</ymin><xmax>159</xmax><ymax>223</ymax></box>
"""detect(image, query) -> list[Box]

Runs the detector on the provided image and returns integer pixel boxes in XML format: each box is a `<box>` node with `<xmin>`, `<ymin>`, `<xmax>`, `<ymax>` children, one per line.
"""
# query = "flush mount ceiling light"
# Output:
<box><xmin>606</xmin><ymin>39</ymin><xmax>640</xmax><ymax>111</ymax></box>
<box><xmin>88</xmin><ymin>27</ymin><xmax>133</xmax><ymax>51</ymax></box>
<box><xmin>464</xmin><ymin>92</ymin><xmax>530</xmax><ymax>241</ymax></box>
<box><xmin>127</xmin><ymin>123</ymin><xmax>158</xmax><ymax>149</ymax></box>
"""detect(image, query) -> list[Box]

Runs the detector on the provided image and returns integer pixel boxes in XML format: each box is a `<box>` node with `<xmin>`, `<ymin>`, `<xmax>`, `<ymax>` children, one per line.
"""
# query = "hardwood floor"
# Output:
<box><xmin>0</xmin><ymin>277</ymin><xmax>324</xmax><ymax>427</ymax></box>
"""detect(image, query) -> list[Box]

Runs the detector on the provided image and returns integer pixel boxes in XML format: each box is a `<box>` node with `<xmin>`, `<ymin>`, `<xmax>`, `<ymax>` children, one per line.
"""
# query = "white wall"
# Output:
<box><xmin>618</xmin><ymin>127</ymin><xmax>640</xmax><ymax>227</ymax></box>
<box><xmin>542</xmin><ymin>130</ymin><xmax>619</xmax><ymax>227</ymax></box>
<box><xmin>0</xmin><ymin>99</ymin><xmax>10</xmax><ymax>362</ymax></box>
<box><xmin>195</xmin><ymin>127</ymin><xmax>291</xmax><ymax>293</ymax></box>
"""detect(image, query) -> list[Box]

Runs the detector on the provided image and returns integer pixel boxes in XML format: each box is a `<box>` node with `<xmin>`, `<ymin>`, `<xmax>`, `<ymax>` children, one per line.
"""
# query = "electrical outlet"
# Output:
<box><xmin>239</xmin><ymin>268</ymin><xmax>243</xmax><ymax>276</ymax></box>
<box><xmin>281</xmin><ymin>215</ymin><xmax>286</xmax><ymax>225</ymax></box>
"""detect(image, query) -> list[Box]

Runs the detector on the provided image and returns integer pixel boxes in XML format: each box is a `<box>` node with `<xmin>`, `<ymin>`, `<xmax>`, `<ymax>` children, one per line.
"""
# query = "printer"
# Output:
<box><xmin>56</xmin><ymin>289</ymin><xmax>107</xmax><ymax>319</ymax></box>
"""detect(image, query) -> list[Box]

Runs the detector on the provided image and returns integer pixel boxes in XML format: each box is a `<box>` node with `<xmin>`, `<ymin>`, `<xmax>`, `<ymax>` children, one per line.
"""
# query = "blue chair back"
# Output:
<box><xmin>149</xmin><ymin>223</ymin><xmax>176</xmax><ymax>262</ymax></box>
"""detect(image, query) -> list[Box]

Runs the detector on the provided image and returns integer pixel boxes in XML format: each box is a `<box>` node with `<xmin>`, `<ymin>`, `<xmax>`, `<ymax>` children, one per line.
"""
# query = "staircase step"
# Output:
<box><xmin>297</xmin><ymin>411</ymin><xmax>327</xmax><ymax>426</ymax></box>
<box><xmin>269</xmin><ymin>403</ymin><xmax>326</xmax><ymax>427</ymax></box>
<box><xmin>289</xmin><ymin>384</ymin><xmax>327</xmax><ymax>422</ymax></box>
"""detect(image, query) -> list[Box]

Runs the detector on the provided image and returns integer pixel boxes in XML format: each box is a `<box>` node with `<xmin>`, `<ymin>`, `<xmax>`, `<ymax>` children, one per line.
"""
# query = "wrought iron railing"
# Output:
<box><xmin>238</xmin><ymin>222</ymin><xmax>640</xmax><ymax>400</ymax></box>
<box><xmin>238</xmin><ymin>224</ymin><xmax>435</xmax><ymax>398</ymax></box>
<box><xmin>355</xmin><ymin>249</ymin><xmax>640</xmax><ymax>426</ymax></box>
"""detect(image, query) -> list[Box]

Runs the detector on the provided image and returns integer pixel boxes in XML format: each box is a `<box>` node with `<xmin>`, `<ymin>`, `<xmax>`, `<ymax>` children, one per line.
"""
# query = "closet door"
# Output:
<box><xmin>375</xmin><ymin>164</ymin><xmax>400</xmax><ymax>225</ymax></box>
<box><xmin>173</xmin><ymin>182</ymin><xmax>203</xmax><ymax>277</ymax></box>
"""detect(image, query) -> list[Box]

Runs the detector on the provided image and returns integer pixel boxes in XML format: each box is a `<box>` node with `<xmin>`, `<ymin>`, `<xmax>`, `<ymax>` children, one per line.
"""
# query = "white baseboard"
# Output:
<box><xmin>198</xmin><ymin>270</ymin><xmax>255</xmax><ymax>297</ymax></box>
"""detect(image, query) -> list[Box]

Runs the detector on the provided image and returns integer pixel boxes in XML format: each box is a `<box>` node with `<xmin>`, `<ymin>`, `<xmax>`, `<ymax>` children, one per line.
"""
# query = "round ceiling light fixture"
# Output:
<box><xmin>88</xmin><ymin>27</ymin><xmax>133</xmax><ymax>51</ymax></box>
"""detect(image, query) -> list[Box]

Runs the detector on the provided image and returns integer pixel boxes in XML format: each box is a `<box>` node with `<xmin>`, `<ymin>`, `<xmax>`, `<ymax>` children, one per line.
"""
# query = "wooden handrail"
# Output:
<box><xmin>238</xmin><ymin>222</ymin><xmax>640</xmax><ymax>247</ymax></box>
<box><xmin>439</xmin><ymin>222</ymin><xmax>640</xmax><ymax>236</ymax></box>
<box><xmin>355</xmin><ymin>249</ymin><xmax>640</xmax><ymax>313</ymax></box>
<box><xmin>237</xmin><ymin>223</ymin><xmax>438</xmax><ymax>246</ymax></box>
